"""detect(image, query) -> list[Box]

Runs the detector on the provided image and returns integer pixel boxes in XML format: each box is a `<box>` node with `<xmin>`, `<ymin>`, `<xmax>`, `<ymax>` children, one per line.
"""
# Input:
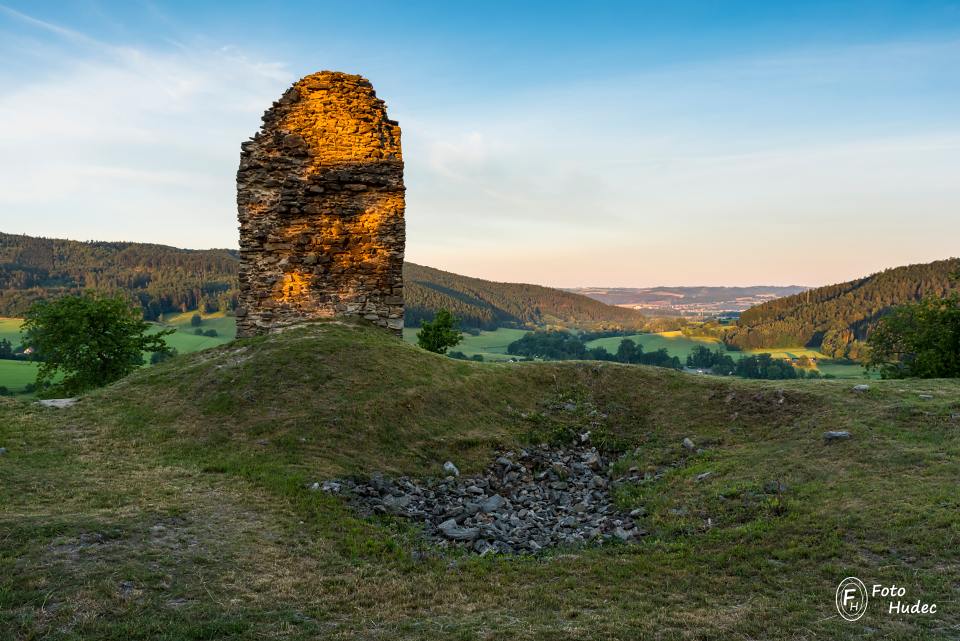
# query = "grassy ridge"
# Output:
<box><xmin>0</xmin><ymin>321</ymin><xmax>957</xmax><ymax>639</ymax></box>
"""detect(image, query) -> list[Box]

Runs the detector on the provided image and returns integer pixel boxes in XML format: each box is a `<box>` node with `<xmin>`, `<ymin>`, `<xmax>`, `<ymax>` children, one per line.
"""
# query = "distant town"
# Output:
<box><xmin>568</xmin><ymin>286</ymin><xmax>808</xmax><ymax>318</ymax></box>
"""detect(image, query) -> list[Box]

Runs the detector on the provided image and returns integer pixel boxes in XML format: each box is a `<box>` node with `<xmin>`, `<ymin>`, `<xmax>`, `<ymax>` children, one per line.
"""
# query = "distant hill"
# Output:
<box><xmin>0</xmin><ymin>232</ymin><xmax>644</xmax><ymax>331</ymax></box>
<box><xmin>725</xmin><ymin>258</ymin><xmax>960</xmax><ymax>359</ymax></box>
<box><xmin>0</xmin><ymin>232</ymin><xmax>238</xmax><ymax>320</ymax></box>
<box><xmin>569</xmin><ymin>285</ymin><xmax>807</xmax><ymax>316</ymax></box>
<box><xmin>404</xmin><ymin>263</ymin><xmax>645</xmax><ymax>330</ymax></box>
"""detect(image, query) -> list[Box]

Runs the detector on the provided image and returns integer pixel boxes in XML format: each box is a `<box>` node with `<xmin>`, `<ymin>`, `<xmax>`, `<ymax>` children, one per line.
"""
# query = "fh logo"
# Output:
<box><xmin>836</xmin><ymin>577</ymin><xmax>869</xmax><ymax>621</ymax></box>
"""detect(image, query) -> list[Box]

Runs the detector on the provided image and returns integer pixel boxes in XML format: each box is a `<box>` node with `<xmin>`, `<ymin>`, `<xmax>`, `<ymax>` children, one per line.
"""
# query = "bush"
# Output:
<box><xmin>867</xmin><ymin>292</ymin><xmax>960</xmax><ymax>378</ymax></box>
<box><xmin>417</xmin><ymin>309</ymin><xmax>463</xmax><ymax>354</ymax></box>
<box><xmin>22</xmin><ymin>293</ymin><xmax>173</xmax><ymax>395</ymax></box>
<box><xmin>203</xmin><ymin>329</ymin><xmax>219</xmax><ymax>337</ymax></box>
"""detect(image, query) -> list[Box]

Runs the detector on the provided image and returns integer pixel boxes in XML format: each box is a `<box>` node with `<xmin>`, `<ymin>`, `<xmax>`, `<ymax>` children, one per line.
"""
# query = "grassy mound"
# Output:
<box><xmin>1</xmin><ymin>321</ymin><xmax>958</xmax><ymax>639</ymax></box>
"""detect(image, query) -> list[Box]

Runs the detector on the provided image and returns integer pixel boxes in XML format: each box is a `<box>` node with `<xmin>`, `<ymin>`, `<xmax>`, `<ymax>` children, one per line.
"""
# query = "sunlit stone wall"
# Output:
<box><xmin>235</xmin><ymin>71</ymin><xmax>405</xmax><ymax>337</ymax></box>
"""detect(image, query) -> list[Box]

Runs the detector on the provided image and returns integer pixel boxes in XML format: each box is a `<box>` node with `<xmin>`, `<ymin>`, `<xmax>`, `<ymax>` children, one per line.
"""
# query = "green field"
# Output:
<box><xmin>585</xmin><ymin>330</ymin><xmax>725</xmax><ymax>360</ymax></box>
<box><xmin>0</xmin><ymin>317</ymin><xmax>23</xmax><ymax>346</ymax></box>
<box><xmin>403</xmin><ymin>326</ymin><xmax>528</xmax><ymax>361</ymax></box>
<box><xmin>0</xmin><ymin>360</ymin><xmax>39</xmax><ymax>393</ymax></box>
<box><xmin>154</xmin><ymin>310</ymin><xmax>237</xmax><ymax>352</ymax></box>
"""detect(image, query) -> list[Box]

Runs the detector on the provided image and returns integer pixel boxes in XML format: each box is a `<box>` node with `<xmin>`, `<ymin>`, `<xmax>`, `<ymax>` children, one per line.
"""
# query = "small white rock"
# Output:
<box><xmin>443</xmin><ymin>461</ymin><xmax>460</xmax><ymax>477</ymax></box>
<box><xmin>37</xmin><ymin>398</ymin><xmax>78</xmax><ymax>408</ymax></box>
<box><xmin>852</xmin><ymin>384</ymin><xmax>870</xmax><ymax>393</ymax></box>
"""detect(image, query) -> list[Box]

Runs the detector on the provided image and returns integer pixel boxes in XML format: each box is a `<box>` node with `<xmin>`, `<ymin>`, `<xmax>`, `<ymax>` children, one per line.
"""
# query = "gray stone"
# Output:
<box><xmin>481</xmin><ymin>494</ymin><xmax>506</xmax><ymax>513</ymax></box>
<box><xmin>695</xmin><ymin>472</ymin><xmax>713</xmax><ymax>482</ymax></box>
<box><xmin>0</xmin><ymin>447</ymin><xmax>7</xmax><ymax>455</ymax></box>
<box><xmin>682</xmin><ymin>437</ymin><xmax>695</xmax><ymax>450</ymax></box>
<box><xmin>438</xmin><ymin>519</ymin><xmax>480</xmax><ymax>541</ymax></box>
<box><xmin>824</xmin><ymin>431</ymin><xmax>852</xmax><ymax>442</ymax></box>
<box><xmin>443</xmin><ymin>461</ymin><xmax>460</xmax><ymax>477</ymax></box>
<box><xmin>37</xmin><ymin>398</ymin><xmax>78</xmax><ymax>409</ymax></box>
<box><xmin>852</xmin><ymin>384</ymin><xmax>870</xmax><ymax>393</ymax></box>
<box><xmin>918</xmin><ymin>394</ymin><xmax>934</xmax><ymax>400</ymax></box>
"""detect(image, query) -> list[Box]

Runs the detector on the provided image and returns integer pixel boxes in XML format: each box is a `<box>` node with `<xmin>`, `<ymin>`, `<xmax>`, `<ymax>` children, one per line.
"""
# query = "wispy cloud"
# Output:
<box><xmin>0</xmin><ymin>5</ymin><xmax>291</xmax><ymax>246</ymax></box>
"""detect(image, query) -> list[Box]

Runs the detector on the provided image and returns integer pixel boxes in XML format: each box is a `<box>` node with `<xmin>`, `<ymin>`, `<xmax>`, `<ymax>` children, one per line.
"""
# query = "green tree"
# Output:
<box><xmin>866</xmin><ymin>293</ymin><xmax>960</xmax><ymax>378</ymax></box>
<box><xmin>22</xmin><ymin>293</ymin><xmax>173</xmax><ymax>395</ymax></box>
<box><xmin>416</xmin><ymin>309</ymin><xmax>463</xmax><ymax>354</ymax></box>
<box><xmin>190</xmin><ymin>313</ymin><xmax>203</xmax><ymax>327</ymax></box>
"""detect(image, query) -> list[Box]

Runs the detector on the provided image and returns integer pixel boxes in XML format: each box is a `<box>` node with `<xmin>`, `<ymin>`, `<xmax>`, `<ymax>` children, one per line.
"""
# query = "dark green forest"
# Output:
<box><xmin>0</xmin><ymin>232</ymin><xmax>238</xmax><ymax>320</ymax></box>
<box><xmin>0</xmin><ymin>233</ymin><xmax>646</xmax><ymax>331</ymax></box>
<box><xmin>725</xmin><ymin>258</ymin><xmax>960</xmax><ymax>359</ymax></box>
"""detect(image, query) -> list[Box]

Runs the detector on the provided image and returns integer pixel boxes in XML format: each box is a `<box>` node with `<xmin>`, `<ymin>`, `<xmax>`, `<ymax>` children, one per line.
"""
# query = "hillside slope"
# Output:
<box><xmin>404</xmin><ymin>262</ymin><xmax>646</xmax><ymax>330</ymax></box>
<box><xmin>0</xmin><ymin>232</ymin><xmax>238</xmax><ymax>319</ymax></box>
<box><xmin>0</xmin><ymin>233</ymin><xmax>643</xmax><ymax>330</ymax></box>
<box><xmin>1</xmin><ymin>321</ymin><xmax>957</xmax><ymax>639</ymax></box>
<box><xmin>726</xmin><ymin>257</ymin><xmax>960</xmax><ymax>358</ymax></box>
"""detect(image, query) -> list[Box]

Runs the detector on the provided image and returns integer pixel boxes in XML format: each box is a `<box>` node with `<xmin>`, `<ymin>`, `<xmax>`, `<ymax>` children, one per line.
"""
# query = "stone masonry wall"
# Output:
<box><xmin>235</xmin><ymin>71</ymin><xmax>405</xmax><ymax>337</ymax></box>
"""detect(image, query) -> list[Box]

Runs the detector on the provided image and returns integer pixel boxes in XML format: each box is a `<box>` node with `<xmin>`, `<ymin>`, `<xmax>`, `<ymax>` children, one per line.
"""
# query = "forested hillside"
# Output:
<box><xmin>0</xmin><ymin>233</ymin><xmax>645</xmax><ymax>331</ymax></box>
<box><xmin>0</xmin><ymin>232</ymin><xmax>238</xmax><ymax>319</ymax></box>
<box><xmin>725</xmin><ymin>258</ymin><xmax>960</xmax><ymax>358</ymax></box>
<box><xmin>404</xmin><ymin>263</ymin><xmax>646</xmax><ymax>330</ymax></box>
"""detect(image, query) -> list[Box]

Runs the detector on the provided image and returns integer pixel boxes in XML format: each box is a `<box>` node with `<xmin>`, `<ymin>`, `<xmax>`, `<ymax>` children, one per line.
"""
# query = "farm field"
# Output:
<box><xmin>154</xmin><ymin>310</ymin><xmax>236</xmax><ymax>352</ymax></box>
<box><xmin>0</xmin><ymin>360</ymin><xmax>39</xmax><ymax>393</ymax></box>
<box><xmin>0</xmin><ymin>317</ymin><xmax>23</xmax><ymax>345</ymax></box>
<box><xmin>585</xmin><ymin>330</ymin><xmax>725</xmax><ymax>360</ymax></box>
<box><xmin>403</xmin><ymin>326</ymin><xmax>527</xmax><ymax>361</ymax></box>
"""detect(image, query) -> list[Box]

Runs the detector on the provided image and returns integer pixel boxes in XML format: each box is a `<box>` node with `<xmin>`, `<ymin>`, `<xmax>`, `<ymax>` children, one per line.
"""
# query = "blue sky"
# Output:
<box><xmin>1</xmin><ymin>1</ymin><xmax>958</xmax><ymax>287</ymax></box>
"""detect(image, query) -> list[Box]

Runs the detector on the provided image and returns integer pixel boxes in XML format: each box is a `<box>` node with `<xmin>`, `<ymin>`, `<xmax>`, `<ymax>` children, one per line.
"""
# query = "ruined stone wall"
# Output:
<box><xmin>235</xmin><ymin>71</ymin><xmax>405</xmax><ymax>337</ymax></box>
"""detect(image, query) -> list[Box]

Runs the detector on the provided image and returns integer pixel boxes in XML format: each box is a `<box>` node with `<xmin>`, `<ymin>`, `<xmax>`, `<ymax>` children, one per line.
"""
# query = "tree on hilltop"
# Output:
<box><xmin>417</xmin><ymin>309</ymin><xmax>463</xmax><ymax>354</ymax></box>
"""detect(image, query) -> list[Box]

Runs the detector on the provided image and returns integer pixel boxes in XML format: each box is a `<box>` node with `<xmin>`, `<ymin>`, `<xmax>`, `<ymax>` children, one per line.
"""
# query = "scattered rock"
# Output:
<box><xmin>443</xmin><ymin>461</ymin><xmax>460</xmax><ymax>477</ymax></box>
<box><xmin>37</xmin><ymin>398</ymin><xmax>78</xmax><ymax>409</ymax></box>
<box><xmin>695</xmin><ymin>471</ymin><xmax>713</xmax><ymax>482</ymax></box>
<box><xmin>322</xmin><ymin>445</ymin><xmax>646</xmax><ymax>554</ymax></box>
<box><xmin>438</xmin><ymin>519</ymin><xmax>480</xmax><ymax>541</ymax></box>
<box><xmin>851</xmin><ymin>384</ymin><xmax>870</xmax><ymax>393</ymax></box>
<box><xmin>824</xmin><ymin>431</ymin><xmax>851</xmax><ymax>442</ymax></box>
<box><xmin>918</xmin><ymin>394</ymin><xmax>934</xmax><ymax>400</ymax></box>
<box><xmin>0</xmin><ymin>447</ymin><xmax>7</xmax><ymax>456</ymax></box>
<box><xmin>481</xmin><ymin>494</ymin><xmax>506</xmax><ymax>513</ymax></box>
<box><xmin>682</xmin><ymin>437</ymin><xmax>696</xmax><ymax>451</ymax></box>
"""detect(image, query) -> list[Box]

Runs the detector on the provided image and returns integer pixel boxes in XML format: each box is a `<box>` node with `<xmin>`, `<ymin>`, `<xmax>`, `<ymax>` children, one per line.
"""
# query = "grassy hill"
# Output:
<box><xmin>404</xmin><ymin>262</ymin><xmax>646</xmax><ymax>330</ymax></box>
<box><xmin>726</xmin><ymin>258</ymin><xmax>960</xmax><ymax>359</ymax></box>
<box><xmin>1</xmin><ymin>321</ymin><xmax>957</xmax><ymax>639</ymax></box>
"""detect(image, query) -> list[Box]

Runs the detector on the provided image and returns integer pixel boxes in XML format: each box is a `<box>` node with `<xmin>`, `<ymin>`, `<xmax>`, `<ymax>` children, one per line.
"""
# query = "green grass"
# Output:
<box><xmin>0</xmin><ymin>320</ymin><xmax>957</xmax><ymax>639</ymax></box>
<box><xmin>0</xmin><ymin>359</ymin><xmax>38</xmax><ymax>393</ymax></box>
<box><xmin>0</xmin><ymin>317</ymin><xmax>23</xmax><ymax>345</ymax></box>
<box><xmin>403</xmin><ymin>326</ymin><xmax>528</xmax><ymax>361</ymax></box>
